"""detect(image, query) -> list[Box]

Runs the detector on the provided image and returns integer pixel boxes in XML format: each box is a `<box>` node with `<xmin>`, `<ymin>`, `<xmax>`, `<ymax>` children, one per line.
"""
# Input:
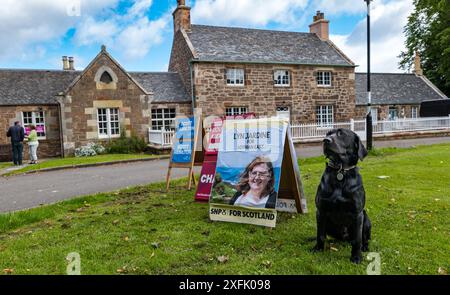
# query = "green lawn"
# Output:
<box><xmin>1</xmin><ymin>154</ymin><xmax>159</xmax><ymax>176</ymax></box>
<box><xmin>0</xmin><ymin>144</ymin><xmax>449</xmax><ymax>275</ymax></box>
<box><xmin>0</xmin><ymin>162</ymin><xmax>12</xmax><ymax>170</ymax></box>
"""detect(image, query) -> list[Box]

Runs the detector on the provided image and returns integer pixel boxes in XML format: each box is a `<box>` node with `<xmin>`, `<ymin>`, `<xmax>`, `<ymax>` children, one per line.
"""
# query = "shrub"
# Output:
<box><xmin>106</xmin><ymin>130</ymin><xmax>147</xmax><ymax>154</ymax></box>
<box><xmin>74</xmin><ymin>142</ymin><xmax>106</xmax><ymax>157</ymax></box>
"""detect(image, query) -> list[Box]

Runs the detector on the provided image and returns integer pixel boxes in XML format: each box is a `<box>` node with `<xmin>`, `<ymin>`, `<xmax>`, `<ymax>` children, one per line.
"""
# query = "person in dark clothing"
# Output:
<box><xmin>6</xmin><ymin>121</ymin><xmax>25</xmax><ymax>166</ymax></box>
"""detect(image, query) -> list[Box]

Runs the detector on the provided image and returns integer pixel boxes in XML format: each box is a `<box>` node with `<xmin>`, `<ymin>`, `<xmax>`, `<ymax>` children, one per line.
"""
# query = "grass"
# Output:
<box><xmin>0</xmin><ymin>143</ymin><xmax>449</xmax><ymax>275</ymax></box>
<box><xmin>0</xmin><ymin>162</ymin><xmax>12</xmax><ymax>170</ymax></box>
<box><xmin>1</xmin><ymin>154</ymin><xmax>159</xmax><ymax>177</ymax></box>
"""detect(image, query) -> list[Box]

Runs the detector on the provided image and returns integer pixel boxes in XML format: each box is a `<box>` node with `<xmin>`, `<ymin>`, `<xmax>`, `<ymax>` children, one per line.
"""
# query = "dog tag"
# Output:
<box><xmin>337</xmin><ymin>173</ymin><xmax>344</xmax><ymax>181</ymax></box>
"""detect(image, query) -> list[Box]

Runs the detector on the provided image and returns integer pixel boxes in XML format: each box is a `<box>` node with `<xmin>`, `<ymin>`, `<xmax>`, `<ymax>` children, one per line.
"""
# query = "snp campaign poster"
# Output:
<box><xmin>171</xmin><ymin>117</ymin><xmax>195</xmax><ymax>163</ymax></box>
<box><xmin>209</xmin><ymin>118</ymin><xmax>288</xmax><ymax>227</ymax></box>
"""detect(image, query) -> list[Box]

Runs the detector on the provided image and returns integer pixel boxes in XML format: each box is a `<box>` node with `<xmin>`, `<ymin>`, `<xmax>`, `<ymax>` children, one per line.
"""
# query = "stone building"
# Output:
<box><xmin>0</xmin><ymin>0</ymin><xmax>447</xmax><ymax>160</ymax></box>
<box><xmin>170</xmin><ymin>2</ymin><xmax>357</xmax><ymax>124</ymax></box>
<box><xmin>0</xmin><ymin>47</ymin><xmax>190</xmax><ymax>160</ymax></box>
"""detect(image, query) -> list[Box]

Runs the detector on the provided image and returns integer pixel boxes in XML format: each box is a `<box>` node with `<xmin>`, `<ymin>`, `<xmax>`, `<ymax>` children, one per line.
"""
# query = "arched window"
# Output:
<box><xmin>100</xmin><ymin>71</ymin><xmax>113</xmax><ymax>84</ymax></box>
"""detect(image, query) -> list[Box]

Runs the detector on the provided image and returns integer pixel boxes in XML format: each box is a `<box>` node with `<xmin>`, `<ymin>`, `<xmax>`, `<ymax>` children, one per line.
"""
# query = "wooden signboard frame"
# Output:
<box><xmin>166</xmin><ymin>111</ymin><xmax>204</xmax><ymax>191</ymax></box>
<box><xmin>276</xmin><ymin>131</ymin><xmax>308</xmax><ymax>214</ymax></box>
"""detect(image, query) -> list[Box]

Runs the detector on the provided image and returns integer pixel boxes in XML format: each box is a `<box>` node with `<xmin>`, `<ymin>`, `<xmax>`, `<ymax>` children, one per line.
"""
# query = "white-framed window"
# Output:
<box><xmin>225</xmin><ymin>106</ymin><xmax>248</xmax><ymax>116</ymax></box>
<box><xmin>411</xmin><ymin>106</ymin><xmax>418</xmax><ymax>118</ymax></box>
<box><xmin>274</xmin><ymin>70</ymin><xmax>290</xmax><ymax>86</ymax></box>
<box><xmin>226</xmin><ymin>68</ymin><xmax>244</xmax><ymax>86</ymax></box>
<box><xmin>388</xmin><ymin>106</ymin><xmax>398</xmax><ymax>121</ymax></box>
<box><xmin>370</xmin><ymin>108</ymin><xmax>378</xmax><ymax>124</ymax></box>
<box><xmin>151</xmin><ymin>108</ymin><xmax>176</xmax><ymax>131</ymax></box>
<box><xmin>316</xmin><ymin>105</ymin><xmax>334</xmax><ymax>127</ymax></box>
<box><xmin>97</xmin><ymin>108</ymin><xmax>120</xmax><ymax>138</ymax></box>
<box><xmin>22</xmin><ymin>111</ymin><xmax>46</xmax><ymax>139</ymax></box>
<box><xmin>317</xmin><ymin>71</ymin><xmax>332</xmax><ymax>86</ymax></box>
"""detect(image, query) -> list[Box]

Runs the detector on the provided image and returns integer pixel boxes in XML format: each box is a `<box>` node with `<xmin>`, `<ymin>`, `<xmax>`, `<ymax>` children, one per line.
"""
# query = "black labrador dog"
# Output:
<box><xmin>313</xmin><ymin>128</ymin><xmax>372</xmax><ymax>264</ymax></box>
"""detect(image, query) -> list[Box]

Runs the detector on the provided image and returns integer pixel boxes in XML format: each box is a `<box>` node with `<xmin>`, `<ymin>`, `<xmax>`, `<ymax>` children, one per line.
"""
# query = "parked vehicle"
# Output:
<box><xmin>420</xmin><ymin>99</ymin><xmax>450</xmax><ymax>117</ymax></box>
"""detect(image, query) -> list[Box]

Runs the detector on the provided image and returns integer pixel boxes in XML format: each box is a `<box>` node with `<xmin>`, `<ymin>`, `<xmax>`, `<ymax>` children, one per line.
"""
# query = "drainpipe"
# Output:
<box><xmin>57</xmin><ymin>100</ymin><xmax>65</xmax><ymax>158</ymax></box>
<box><xmin>189</xmin><ymin>60</ymin><xmax>196</xmax><ymax>114</ymax></box>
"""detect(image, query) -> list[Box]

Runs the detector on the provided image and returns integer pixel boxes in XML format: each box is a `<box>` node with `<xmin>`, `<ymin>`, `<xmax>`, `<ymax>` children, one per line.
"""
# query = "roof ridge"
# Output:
<box><xmin>129</xmin><ymin>71</ymin><xmax>179</xmax><ymax>74</ymax></box>
<box><xmin>191</xmin><ymin>24</ymin><xmax>311</xmax><ymax>35</ymax></box>
<box><xmin>0</xmin><ymin>68</ymin><xmax>81</xmax><ymax>73</ymax></box>
<box><xmin>355</xmin><ymin>72</ymin><xmax>413</xmax><ymax>75</ymax></box>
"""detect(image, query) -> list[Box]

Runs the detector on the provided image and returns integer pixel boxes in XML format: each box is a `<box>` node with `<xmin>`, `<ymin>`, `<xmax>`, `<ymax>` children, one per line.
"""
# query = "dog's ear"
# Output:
<box><xmin>355</xmin><ymin>135</ymin><xmax>368</xmax><ymax>161</ymax></box>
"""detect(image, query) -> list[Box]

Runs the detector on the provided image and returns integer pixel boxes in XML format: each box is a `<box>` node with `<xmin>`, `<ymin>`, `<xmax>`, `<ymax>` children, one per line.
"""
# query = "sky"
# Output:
<box><xmin>0</xmin><ymin>0</ymin><xmax>414</xmax><ymax>73</ymax></box>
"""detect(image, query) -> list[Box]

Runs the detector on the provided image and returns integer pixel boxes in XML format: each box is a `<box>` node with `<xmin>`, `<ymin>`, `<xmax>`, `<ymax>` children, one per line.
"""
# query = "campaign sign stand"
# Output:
<box><xmin>209</xmin><ymin>118</ymin><xmax>307</xmax><ymax>228</ymax></box>
<box><xmin>195</xmin><ymin>114</ymin><xmax>256</xmax><ymax>202</ymax></box>
<box><xmin>166</xmin><ymin>111</ymin><xmax>203</xmax><ymax>191</ymax></box>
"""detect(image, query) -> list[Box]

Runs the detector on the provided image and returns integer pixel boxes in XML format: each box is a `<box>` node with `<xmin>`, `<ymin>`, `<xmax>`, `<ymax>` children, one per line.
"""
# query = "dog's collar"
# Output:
<box><xmin>327</xmin><ymin>161</ymin><xmax>357</xmax><ymax>172</ymax></box>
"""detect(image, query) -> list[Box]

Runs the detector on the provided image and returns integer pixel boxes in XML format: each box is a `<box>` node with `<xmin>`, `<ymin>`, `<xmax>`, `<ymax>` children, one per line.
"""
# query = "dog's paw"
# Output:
<box><xmin>350</xmin><ymin>255</ymin><xmax>362</xmax><ymax>264</ymax></box>
<box><xmin>361</xmin><ymin>244</ymin><xmax>369</xmax><ymax>252</ymax></box>
<box><xmin>311</xmin><ymin>244</ymin><xmax>324</xmax><ymax>252</ymax></box>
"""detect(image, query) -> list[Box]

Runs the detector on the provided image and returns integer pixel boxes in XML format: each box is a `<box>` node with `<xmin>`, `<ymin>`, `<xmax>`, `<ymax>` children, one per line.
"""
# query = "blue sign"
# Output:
<box><xmin>171</xmin><ymin>117</ymin><xmax>195</xmax><ymax>163</ymax></box>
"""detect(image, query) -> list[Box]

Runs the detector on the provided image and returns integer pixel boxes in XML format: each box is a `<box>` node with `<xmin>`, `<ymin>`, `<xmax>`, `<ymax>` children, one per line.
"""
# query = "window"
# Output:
<box><xmin>22</xmin><ymin>111</ymin><xmax>46</xmax><ymax>139</ymax></box>
<box><xmin>316</xmin><ymin>105</ymin><xmax>334</xmax><ymax>127</ymax></box>
<box><xmin>274</xmin><ymin>70</ymin><xmax>290</xmax><ymax>86</ymax></box>
<box><xmin>100</xmin><ymin>71</ymin><xmax>113</xmax><ymax>84</ymax></box>
<box><xmin>317</xmin><ymin>71</ymin><xmax>332</xmax><ymax>86</ymax></box>
<box><xmin>388</xmin><ymin>107</ymin><xmax>398</xmax><ymax>121</ymax></box>
<box><xmin>370</xmin><ymin>108</ymin><xmax>378</xmax><ymax>124</ymax></box>
<box><xmin>226</xmin><ymin>68</ymin><xmax>244</xmax><ymax>86</ymax></box>
<box><xmin>225</xmin><ymin>107</ymin><xmax>248</xmax><ymax>116</ymax></box>
<box><xmin>411</xmin><ymin>106</ymin><xmax>418</xmax><ymax>118</ymax></box>
<box><xmin>151</xmin><ymin>108</ymin><xmax>176</xmax><ymax>130</ymax></box>
<box><xmin>97</xmin><ymin>108</ymin><xmax>120</xmax><ymax>138</ymax></box>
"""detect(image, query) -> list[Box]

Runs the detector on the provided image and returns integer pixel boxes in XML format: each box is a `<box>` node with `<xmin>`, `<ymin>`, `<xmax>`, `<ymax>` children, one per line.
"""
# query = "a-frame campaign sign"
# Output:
<box><xmin>166</xmin><ymin>110</ymin><xmax>204</xmax><ymax>191</ymax></box>
<box><xmin>208</xmin><ymin>118</ymin><xmax>307</xmax><ymax>227</ymax></box>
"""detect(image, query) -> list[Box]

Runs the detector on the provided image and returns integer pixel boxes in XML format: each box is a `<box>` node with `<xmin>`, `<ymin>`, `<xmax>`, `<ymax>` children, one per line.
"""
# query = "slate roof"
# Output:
<box><xmin>0</xmin><ymin>69</ymin><xmax>80</xmax><ymax>105</ymax></box>
<box><xmin>0</xmin><ymin>69</ymin><xmax>189</xmax><ymax>106</ymax></box>
<box><xmin>186</xmin><ymin>25</ymin><xmax>353</xmax><ymax>66</ymax></box>
<box><xmin>130</xmin><ymin>72</ymin><xmax>190</xmax><ymax>103</ymax></box>
<box><xmin>355</xmin><ymin>73</ymin><xmax>447</xmax><ymax>105</ymax></box>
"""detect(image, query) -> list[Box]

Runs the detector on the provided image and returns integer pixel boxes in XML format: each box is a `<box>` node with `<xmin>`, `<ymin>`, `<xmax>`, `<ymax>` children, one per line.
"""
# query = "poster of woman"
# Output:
<box><xmin>209</xmin><ymin>118</ymin><xmax>288</xmax><ymax>227</ymax></box>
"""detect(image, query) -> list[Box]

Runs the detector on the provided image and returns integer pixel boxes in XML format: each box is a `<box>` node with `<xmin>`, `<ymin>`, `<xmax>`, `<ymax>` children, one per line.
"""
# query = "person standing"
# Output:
<box><xmin>26</xmin><ymin>125</ymin><xmax>39</xmax><ymax>164</ymax></box>
<box><xmin>6</xmin><ymin>121</ymin><xmax>25</xmax><ymax>166</ymax></box>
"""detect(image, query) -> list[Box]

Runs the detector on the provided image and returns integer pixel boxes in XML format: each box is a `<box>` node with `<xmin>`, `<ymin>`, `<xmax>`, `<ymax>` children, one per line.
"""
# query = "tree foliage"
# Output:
<box><xmin>399</xmin><ymin>0</ymin><xmax>450</xmax><ymax>96</ymax></box>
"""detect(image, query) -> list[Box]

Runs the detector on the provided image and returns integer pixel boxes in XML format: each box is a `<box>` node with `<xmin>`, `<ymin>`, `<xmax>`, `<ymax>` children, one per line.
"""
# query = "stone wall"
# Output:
<box><xmin>355</xmin><ymin>104</ymin><xmax>421</xmax><ymax>121</ymax></box>
<box><xmin>0</xmin><ymin>105</ymin><xmax>61</xmax><ymax>161</ymax></box>
<box><xmin>168</xmin><ymin>30</ymin><xmax>194</xmax><ymax>97</ymax></box>
<box><xmin>192</xmin><ymin>63</ymin><xmax>356</xmax><ymax>123</ymax></box>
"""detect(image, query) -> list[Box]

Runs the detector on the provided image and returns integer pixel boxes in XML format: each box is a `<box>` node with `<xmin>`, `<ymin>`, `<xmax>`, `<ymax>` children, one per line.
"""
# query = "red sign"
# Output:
<box><xmin>194</xmin><ymin>113</ymin><xmax>256</xmax><ymax>202</ymax></box>
<box><xmin>194</xmin><ymin>161</ymin><xmax>217</xmax><ymax>202</ymax></box>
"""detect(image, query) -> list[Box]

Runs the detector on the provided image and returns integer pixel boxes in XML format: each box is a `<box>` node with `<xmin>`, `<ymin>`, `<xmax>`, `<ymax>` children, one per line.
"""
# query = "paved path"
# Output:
<box><xmin>1</xmin><ymin>136</ymin><xmax>449</xmax><ymax>213</ymax></box>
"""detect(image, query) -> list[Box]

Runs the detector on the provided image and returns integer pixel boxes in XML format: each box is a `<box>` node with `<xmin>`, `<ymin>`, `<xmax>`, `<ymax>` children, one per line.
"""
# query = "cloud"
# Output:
<box><xmin>116</xmin><ymin>13</ymin><xmax>171</xmax><ymax>59</ymax></box>
<box><xmin>73</xmin><ymin>17</ymin><xmax>119</xmax><ymax>47</ymax></box>
<box><xmin>191</xmin><ymin>0</ymin><xmax>308</xmax><ymax>27</ymax></box>
<box><xmin>313</xmin><ymin>0</ymin><xmax>366</xmax><ymax>16</ymax></box>
<box><xmin>330</xmin><ymin>0</ymin><xmax>414</xmax><ymax>72</ymax></box>
<box><xmin>0</xmin><ymin>0</ymin><xmax>170</xmax><ymax>63</ymax></box>
<box><xmin>0</xmin><ymin>0</ymin><xmax>119</xmax><ymax>62</ymax></box>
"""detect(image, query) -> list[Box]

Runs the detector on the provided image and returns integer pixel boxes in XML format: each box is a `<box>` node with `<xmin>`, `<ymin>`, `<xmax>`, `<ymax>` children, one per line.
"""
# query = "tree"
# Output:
<box><xmin>399</xmin><ymin>0</ymin><xmax>450</xmax><ymax>96</ymax></box>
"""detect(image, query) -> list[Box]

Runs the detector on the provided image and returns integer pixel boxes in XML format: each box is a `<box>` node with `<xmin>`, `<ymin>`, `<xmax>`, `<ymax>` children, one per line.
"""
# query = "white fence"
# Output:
<box><xmin>148</xmin><ymin>116</ymin><xmax>450</xmax><ymax>146</ymax></box>
<box><xmin>148</xmin><ymin>129</ymin><xmax>174</xmax><ymax>147</ymax></box>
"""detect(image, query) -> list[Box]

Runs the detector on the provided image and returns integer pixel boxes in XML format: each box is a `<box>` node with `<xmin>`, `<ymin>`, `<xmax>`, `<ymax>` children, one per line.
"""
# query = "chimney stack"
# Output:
<box><xmin>62</xmin><ymin>56</ymin><xmax>69</xmax><ymax>70</ymax></box>
<box><xmin>68</xmin><ymin>57</ymin><xmax>75</xmax><ymax>70</ymax></box>
<box><xmin>173</xmin><ymin>0</ymin><xmax>191</xmax><ymax>33</ymax></box>
<box><xmin>413</xmin><ymin>51</ymin><xmax>423</xmax><ymax>76</ymax></box>
<box><xmin>309</xmin><ymin>11</ymin><xmax>329</xmax><ymax>40</ymax></box>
